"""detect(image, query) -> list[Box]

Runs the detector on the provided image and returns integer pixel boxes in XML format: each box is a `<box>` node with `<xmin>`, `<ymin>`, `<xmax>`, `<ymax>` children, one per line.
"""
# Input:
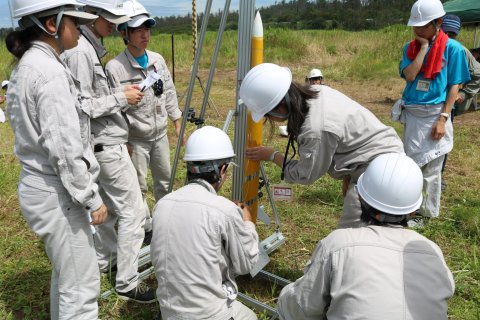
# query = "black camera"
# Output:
<box><xmin>152</xmin><ymin>79</ymin><xmax>164</xmax><ymax>97</ymax></box>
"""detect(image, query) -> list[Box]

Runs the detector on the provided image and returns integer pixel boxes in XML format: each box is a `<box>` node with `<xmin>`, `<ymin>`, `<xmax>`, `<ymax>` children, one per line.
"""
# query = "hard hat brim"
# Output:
<box><xmin>127</xmin><ymin>14</ymin><xmax>156</xmax><ymax>28</ymax></box>
<box><xmin>407</xmin><ymin>19</ymin><xmax>431</xmax><ymax>27</ymax></box>
<box><xmin>251</xmin><ymin>112</ymin><xmax>264</xmax><ymax>123</ymax></box>
<box><xmin>99</xmin><ymin>11</ymin><xmax>130</xmax><ymax>24</ymax></box>
<box><xmin>64</xmin><ymin>9</ymin><xmax>98</xmax><ymax>25</ymax></box>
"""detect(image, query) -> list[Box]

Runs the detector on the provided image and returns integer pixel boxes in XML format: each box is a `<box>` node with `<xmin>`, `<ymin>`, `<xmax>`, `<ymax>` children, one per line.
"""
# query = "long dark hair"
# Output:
<box><xmin>284</xmin><ymin>82</ymin><xmax>317</xmax><ymax>140</ymax></box>
<box><xmin>6</xmin><ymin>16</ymin><xmax>52</xmax><ymax>59</ymax></box>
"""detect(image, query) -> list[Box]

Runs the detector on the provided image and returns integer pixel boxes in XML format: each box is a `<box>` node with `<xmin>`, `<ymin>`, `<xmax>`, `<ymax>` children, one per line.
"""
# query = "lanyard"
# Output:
<box><xmin>281</xmin><ymin>135</ymin><xmax>296</xmax><ymax>180</ymax></box>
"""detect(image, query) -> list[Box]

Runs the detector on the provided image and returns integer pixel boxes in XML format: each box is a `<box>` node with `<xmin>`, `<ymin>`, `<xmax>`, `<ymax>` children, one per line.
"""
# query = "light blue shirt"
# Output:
<box><xmin>135</xmin><ymin>52</ymin><xmax>148</xmax><ymax>69</ymax></box>
<box><xmin>400</xmin><ymin>38</ymin><xmax>470</xmax><ymax>105</ymax></box>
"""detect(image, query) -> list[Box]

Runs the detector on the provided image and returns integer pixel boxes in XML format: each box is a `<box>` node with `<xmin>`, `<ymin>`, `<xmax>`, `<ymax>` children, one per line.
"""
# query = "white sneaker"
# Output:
<box><xmin>279</xmin><ymin>125</ymin><xmax>288</xmax><ymax>137</ymax></box>
<box><xmin>407</xmin><ymin>216</ymin><xmax>427</xmax><ymax>229</ymax></box>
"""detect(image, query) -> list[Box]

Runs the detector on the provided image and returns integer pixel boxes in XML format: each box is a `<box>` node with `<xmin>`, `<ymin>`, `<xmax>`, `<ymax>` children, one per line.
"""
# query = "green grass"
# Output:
<box><xmin>1</xmin><ymin>26</ymin><xmax>480</xmax><ymax>318</ymax></box>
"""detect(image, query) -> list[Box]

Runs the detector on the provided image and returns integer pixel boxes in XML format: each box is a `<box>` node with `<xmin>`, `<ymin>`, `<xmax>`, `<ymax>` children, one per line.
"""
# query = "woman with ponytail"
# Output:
<box><xmin>6</xmin><ymin>1</ymin><xmax>107</xmax><ymax>318</ymax></box>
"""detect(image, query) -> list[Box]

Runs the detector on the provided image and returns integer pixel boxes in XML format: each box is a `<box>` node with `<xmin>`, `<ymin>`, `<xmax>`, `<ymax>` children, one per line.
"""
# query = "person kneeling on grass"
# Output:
<box><xmin>151</xmin><ymin>126</ymin><xmax>259</xmax><ymax>320</ymax></box>
<box><xmin>277</xmin><ymin>153</ymin><xmax>454</xmax><ymax>320</ymax></box>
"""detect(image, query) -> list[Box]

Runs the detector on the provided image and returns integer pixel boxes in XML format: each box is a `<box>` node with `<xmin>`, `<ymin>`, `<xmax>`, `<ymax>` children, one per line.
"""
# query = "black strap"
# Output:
<box><xmin>281</xmin><ymin>135</ymin><xmax>296</xmax><ymax>180</ymax></box>
<box><xmin>187</xmin><ymin>179</ymin><xmax>211</xmax><ymax>191</ymax></box>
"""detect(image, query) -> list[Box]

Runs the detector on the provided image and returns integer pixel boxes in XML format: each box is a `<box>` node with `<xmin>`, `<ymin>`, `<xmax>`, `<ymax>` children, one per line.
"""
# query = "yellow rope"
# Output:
<box><xmin>192</xmin><ymin>0</ymin><xmax>197</xmax><ymax>61</ymax></box>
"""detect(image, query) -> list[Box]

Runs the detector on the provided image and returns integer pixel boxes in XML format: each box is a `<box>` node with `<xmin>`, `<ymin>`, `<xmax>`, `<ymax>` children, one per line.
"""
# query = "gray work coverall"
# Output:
<box><xmin>277</xmin><ymin>225</ymin><xmax>454</xmax><ymax>319</ymax></box>
<box><xmin>456</xmin><ymin>46</ymin><xmax>480</xmax><ymax>114</ymax></box>
<box><xmin>283</xmin><ymin>85</ymin><xmax>404</xmax><ymax>228</ymax></box>
<box><xmin>150</xmin><ymin>181</ymin><xmax>259</xmax><ymax>320</ymax></box>
<box><xmin>105</xmin><ymin>49</ymin><xmax>182</xmax><ymax>231</ymax></box>
<box><xmin>63</xmin><ymin>26</ymin><xmax>145</xmax><ymax>293</ymax></box>
<box><xmin>7</xmin><ymin>41</ymin><xmax>102</xmax><ymax>319</ymax></box>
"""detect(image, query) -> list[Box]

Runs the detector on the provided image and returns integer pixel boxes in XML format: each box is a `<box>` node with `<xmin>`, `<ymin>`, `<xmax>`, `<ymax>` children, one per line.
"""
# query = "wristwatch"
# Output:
<box><xmin>440</xmin><ymin>112</ymin><xmax>450</xmax><ymax>120</ymax></box>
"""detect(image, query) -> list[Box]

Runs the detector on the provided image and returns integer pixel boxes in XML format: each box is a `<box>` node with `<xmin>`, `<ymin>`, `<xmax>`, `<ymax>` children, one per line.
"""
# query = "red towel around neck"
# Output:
<box><xmin>406</xmin><ymin>29</ymin><xmax>448</xmax><ymax>80</ymax></box>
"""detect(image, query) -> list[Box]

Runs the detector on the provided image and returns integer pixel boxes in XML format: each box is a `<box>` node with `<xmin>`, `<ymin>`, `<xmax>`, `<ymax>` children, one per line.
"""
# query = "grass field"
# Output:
<box><xmin>1</xmin><ymin>26</ymin><xmax>480</xmax><ymax>319</ymax></box>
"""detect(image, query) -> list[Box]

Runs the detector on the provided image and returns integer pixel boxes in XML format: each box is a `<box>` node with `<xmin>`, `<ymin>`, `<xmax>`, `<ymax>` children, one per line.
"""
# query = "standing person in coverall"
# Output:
<box><xmin>62</xmin><ymin>0</ymin><xmax>155</xmax><ymax>302</ymax></box>
<box><xmin>277</xmin><ymin>153</ymin><xmax>454</xmax><ymax>319</ymax></box>
<box><xmin>151</xmin><ymin>126</ymin><xmax>259</xmax><ymax>320</ymax></box>
<box><xmin>5</xmin><ymin>1</ymin><xmax>106</xmax><ymax>318</ymax></box>
<box><xmin>241</xmin><ymin>63</ymin><xmax>404</xmax><ymax>228</ymax></box>
<box><xmin>397</xmin><ymin>0</ymin><xmax>470</xmax><ymax>226</ymax></box>
<box><xmin>105</xmin><ymin>0</ymin><xmax>182</xmax><ymax>243</ymax></box>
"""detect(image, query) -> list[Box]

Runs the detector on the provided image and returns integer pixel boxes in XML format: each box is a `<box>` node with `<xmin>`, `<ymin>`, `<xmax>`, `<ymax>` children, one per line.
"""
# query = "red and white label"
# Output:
<box><xmin>272</xmin><ymin>185</ymin><xmax>293</xmax><ymax>201</ymax></box>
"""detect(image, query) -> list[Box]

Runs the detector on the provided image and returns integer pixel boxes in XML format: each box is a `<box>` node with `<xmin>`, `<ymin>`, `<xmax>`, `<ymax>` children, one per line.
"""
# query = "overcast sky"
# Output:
<box><xmin>0</xmin><ymin>0</ymin><xmax>278</xmax><ymax>28</ymax></box>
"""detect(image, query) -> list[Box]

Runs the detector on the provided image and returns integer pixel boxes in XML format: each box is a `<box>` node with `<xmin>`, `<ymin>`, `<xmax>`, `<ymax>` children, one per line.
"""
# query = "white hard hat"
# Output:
<box><xmin>357</xmin><ymin>153</ymin><xmax>423</xmax><ymax>215</ymax></box>
<box><xmin>1</xmin><ymin>80</ymin><xmax>9</xmax><ymax>89</ymax></box>
<box><xmin>121</xmin><ymin>0</ymin><xmax>155</xmax><ymax>28</ymax></box>
<box><xmin>408</xmin><ymin>0</ymin><xmax>445</xmax><ymax>27</ymax></box>
<box><xmin>77</xmin><ymin>0</ymin><xmax>130</xmax><ymax>24</ymax></box>
<box><xmin>239</xmin><ymin>63</ymin><xmax>292</xmax><ymax>123</ymax></box>
<box><xmin>184</xmin><ymin>126</ymin><xmax>235</xmax><ymax>162</ymax></box>
<box><xmin>308</xmin><ymin>68</ymin><xmax>323</xmax><ymax>79</ymax></box>
<box><xmin>12</xmin><ymin>0</ymin><xmax>95</xmax><ymax>20</ymax></box>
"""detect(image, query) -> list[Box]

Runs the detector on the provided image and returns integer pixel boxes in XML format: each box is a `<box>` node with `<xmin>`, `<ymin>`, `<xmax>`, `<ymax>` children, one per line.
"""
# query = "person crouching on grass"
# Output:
<box><xmin>277</xmin><ymin>153</ymin><xmax>454</xmax><ymax>319</ymax></box>
<box><xmin>150</xmin><ymin>126</ymin><xmax>259</xmax><ymax>320</ymax></box>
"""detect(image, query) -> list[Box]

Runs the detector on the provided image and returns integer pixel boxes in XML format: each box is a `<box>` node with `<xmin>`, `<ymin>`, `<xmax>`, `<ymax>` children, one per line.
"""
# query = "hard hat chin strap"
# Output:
<box><xmin>267</xmin><ymin>92</ymin><xmax>292</xmax><ymax>119</ymax></box>
<box><xmin>29</xmin><ymin>7</ymin><xmax>66</xmax><ymax>52</ymax></box>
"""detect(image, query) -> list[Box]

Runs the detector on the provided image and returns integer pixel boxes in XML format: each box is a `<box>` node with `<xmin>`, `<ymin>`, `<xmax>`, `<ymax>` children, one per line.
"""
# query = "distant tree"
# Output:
<box><xmin>153</xmin><ymin>0</ymin><xmax>418</xmax><ymax>34</ymax></box>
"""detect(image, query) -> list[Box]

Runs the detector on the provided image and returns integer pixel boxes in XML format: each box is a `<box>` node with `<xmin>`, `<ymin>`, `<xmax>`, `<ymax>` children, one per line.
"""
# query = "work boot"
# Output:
<box><xmin>117</xmin><ymin>281</ymin><xmax>156</xmax><ymax>304</ymax></box>
<box><xmin>143</xmin><ymin>230</ymin><xmax>153</xmax><ymax>246</ymax></box>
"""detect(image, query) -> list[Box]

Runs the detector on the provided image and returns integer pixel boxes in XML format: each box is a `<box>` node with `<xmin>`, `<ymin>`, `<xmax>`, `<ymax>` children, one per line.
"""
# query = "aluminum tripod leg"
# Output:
<box><xmin>197</xmin><ymin>0</ymin><xmax>231</xmax><ymax>122</ymax></box>
<box><xmin>168</xmin><ymin>0</ymin><xmax>214</xmax><ymax>193</ymax></box>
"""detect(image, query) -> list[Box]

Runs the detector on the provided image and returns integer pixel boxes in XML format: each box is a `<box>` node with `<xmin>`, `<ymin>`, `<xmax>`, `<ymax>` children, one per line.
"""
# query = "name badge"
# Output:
<box><xmin>416</xmin><ymin>79</ymin><xmax>431</xmax><ymax>92</ymax></box>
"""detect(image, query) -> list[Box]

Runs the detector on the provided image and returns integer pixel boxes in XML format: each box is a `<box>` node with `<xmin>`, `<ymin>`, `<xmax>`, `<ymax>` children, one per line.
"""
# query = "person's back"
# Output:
<box><xmin>151</xmin><ymin>182</ymin><xmax>258</xmax><ymax>318</ymax></box>
<box><xmin>304</xmin><ymin>85</ymin><xmax>404</xmax><ymax>181</ymax></box>
<box><xmin>150</xmin><ymin>126</ymin><xmax>259</xmax><ymax>320</ymax></box>
<box><xmin>277</xmin><ymin>153</ymin><xmax>454</xmax><ymax>320</ymax></box>
<box><xmin>279</xmin><ymin>225</ymin><xmax>453</xmax><ymax>319</ymax></box>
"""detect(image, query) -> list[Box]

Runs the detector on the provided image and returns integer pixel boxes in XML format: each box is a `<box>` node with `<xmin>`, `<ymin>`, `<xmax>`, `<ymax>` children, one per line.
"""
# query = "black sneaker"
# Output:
<box><xmin>143</xmin><ymin>230</ymin><xmax>153</xmax><ymax>246</ymax></box>
<box><xmin>117</xmin><ymin>282</ymin><xmax>156</xmax><ymax>304</ymax></box>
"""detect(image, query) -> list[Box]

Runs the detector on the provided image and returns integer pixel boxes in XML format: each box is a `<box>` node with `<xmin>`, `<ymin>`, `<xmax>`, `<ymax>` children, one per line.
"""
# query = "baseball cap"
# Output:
<box><xmin>127</xmin><ymin>14</ymin><xmax>155</xmax><ymax>28</ymax></box>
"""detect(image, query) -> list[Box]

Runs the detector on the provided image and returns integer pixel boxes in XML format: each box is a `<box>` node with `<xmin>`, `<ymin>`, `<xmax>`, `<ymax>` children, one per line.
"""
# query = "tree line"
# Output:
<box><xmin>0</xmin><ymin>0</ymin><xmax>450</xmax><ymax>37</ymax></box>
<box><xmin>153</xmin><ymin>0</ymin><xmax>437</xmax><ymax>34</ymax></box>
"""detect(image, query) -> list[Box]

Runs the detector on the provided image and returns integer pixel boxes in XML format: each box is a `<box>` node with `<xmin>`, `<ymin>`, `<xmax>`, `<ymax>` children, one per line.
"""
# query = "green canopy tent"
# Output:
<box><xmin>443</xmin><ymin>0</ymin><xmax>480</xmax><ymax>110</ymax></box>
<box><xmin>443</xmin><ymin>0</ymin><xmax>480</xmax><ymax>24</ymax></box>
<box><xmin>443</xmin><ymin>0</ymin><xmax>480</xmax><ymax>46</ymax></box>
